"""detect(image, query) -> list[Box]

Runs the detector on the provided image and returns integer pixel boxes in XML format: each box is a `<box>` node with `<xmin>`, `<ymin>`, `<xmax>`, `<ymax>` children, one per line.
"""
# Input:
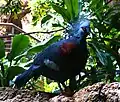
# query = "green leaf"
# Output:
<box><xmin>64</xmin><ymin>0</ymin><xmax>73</xmax><ymax>20</ymax></box>
<box><xmin>89</xmin><ymin>42</ymin><xmax>108</xmax><ymax>66</ymax></box>
<box><xmin>52</xmin><ymin>23</ymin><xmax>62</xmax><ymax>27</ymax></box>
<box><xmin>14</xmin><ymin>52</ymin><xmax>27</xmax><ymax>64</ymax></box>
<box><xmin>0</xmin><ymin>39</ymin><xmax>5</xmax><ymax>59</ymax></box>
<box><xmin>105</xmin><ymin>39</ymin><xmax>120</xmax><ymax>47</ymax></box>
<box><xmin>90</xmin><ymin>0</ymin><xmax>104</xmax><ymax>15</ymax></box>
<box><xmin>106</xmin><ymin>54</ymin><xmax>114</xmax><ymax>73</ymax></box>
<box><xmin>27</xmin><ymin>34</ymin><xmax>61</xmax><ymax>55</ymax></box>
<box><xmin>52</xmin><ymin>3</ymin><xmax>71</xmax><ymax>22</ymax></box>
<box><xmin>90</xmin><ymin>41</ymin><xmax>115</xmax><ymax>71</ymax></box>
<box><xmin>93</xmin><ymin>23</ymin><xmax>107</xmax><ymax>33</ymax></box>
<box><xmin>96</xmin><ymin>50</ymin><xmax>108</xmax><ymax>66</ymax></box>
<box><xmin>32</xmin><ymin>16</ymin><xmax>38</xmax><ymax>21</ymax></box>
<box><xmin>7</xmin><ymin>35</ymin><xmax>30</xmax><ymax>62</ymax></box>
<box><xmin>32</xmin><ymin>21</ymin><xmax>38</xmax><ymax>26</ymax></box>
<box><xmin>64</xmin><ymin>0</ymin><xmax>79</xmax><ymax>21</ymax></box>
<box><xmin>41</xmin><ymin>15</ymin><xmax>52</xmax><ymax>25</ymax></box>
<box><xmin>72</xmin><ymin>0</ymin><xmax>79</xmax><ymax>18</ymax></box>
<box><xmin>7</xmin><ymin>66</ymin><xmax>25</xmax><ymax>81</ymax></box>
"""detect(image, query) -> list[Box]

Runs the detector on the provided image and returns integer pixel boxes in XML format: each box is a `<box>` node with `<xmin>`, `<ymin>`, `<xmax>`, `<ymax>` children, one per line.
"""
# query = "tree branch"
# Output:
<box><xmin>0</xmin><ymin>28</ymin><xmax>65</xmax><ymax>38</ymax></box>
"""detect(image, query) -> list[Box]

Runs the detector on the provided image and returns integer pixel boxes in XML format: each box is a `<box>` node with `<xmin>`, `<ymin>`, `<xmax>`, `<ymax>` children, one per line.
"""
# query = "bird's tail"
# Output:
<box><xmin>14</xmin><ymin>65</ymin><xmax>40</xmax><ymax>88</ymax></box>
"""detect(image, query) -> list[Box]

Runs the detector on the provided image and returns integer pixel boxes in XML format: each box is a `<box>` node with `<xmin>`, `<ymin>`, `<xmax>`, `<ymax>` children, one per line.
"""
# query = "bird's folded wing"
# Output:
<box><xmin>44</xmin><ymin>59</ymin><xmax>59</xmax><ymax>71</ymax></box>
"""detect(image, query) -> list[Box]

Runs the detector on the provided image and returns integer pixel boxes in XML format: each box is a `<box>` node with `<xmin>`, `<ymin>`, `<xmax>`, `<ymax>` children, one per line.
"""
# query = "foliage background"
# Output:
<box><xmin>0</xmin><ymin>0</ymin><xmax>120</xmax><ymax>92</ymax></box>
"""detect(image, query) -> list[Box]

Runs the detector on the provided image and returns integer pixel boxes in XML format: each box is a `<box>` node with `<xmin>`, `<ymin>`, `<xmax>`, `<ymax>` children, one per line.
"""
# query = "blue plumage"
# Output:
<box><xmin>14</xmin><ymin>19</ymin><xmax>90</xmax><ymax>92</ymax></box>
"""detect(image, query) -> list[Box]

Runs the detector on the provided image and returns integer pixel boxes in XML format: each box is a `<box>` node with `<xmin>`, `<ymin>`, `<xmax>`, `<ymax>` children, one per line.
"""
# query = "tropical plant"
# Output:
<box><xmin>0</xmin><ymin>0</ymin><xmax>21</xmax><ymax>15</ymax></box>
<box><xmin>47</xmin><ymin>0</ymin><xmax>120</xmax><ymax>89</ymax></box>
<box><xmin>0</xmin><ymin>0</ymin><xmax>120</xmax><ymax>92</ymax></box>
<box><xmin>0</xmin><ymin>33</ymin><xmax>61</xmax><ymax>88</ymax></box>
<box><xmin>0</xmin><ymin>35</ymin><xmax>29</xmax><ymax>86</ymax></box>
<box><xmin>87</xmin><ymin>0</ymin><xmax>120</xmax><ymax>83</ymax></box>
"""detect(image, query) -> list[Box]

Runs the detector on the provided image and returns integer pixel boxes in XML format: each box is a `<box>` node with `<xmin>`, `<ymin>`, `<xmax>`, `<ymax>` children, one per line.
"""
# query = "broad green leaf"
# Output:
<box><xmin>64</xmin><ymin>0</ymin><xmax>73</xmax><ymax>20</ymax></box>
<box><xmin>7</xmin><ymin>66</ymin><xmax>25</xmax><ymax>81</ymax></box>
<box><xmin>105</xmin><ymin>39</ymin><xmax>120</xmax><ymax>47</ymax></box>
<box><xmin>14</xmin><ymin>53</ymin><xmax>26</xmax><ymax>61</ymax></box>
<box><xmin>52</xmin><ymin>3</ymin><xmax>71</xmax><ymax>22</ymax></box>
<box><xmin>72</xmin><ymin>0</ymin><xmax>79</xmax><ymax>18</ymax></box>
<box><xmin>7</xmin><ymin>35</ymin><xmax>29</xmax><ymax>62</ymax></box>
<box><xmin>89</xmin><ymin>41</ymin><xmax>116</xmax><ymax>70</ymax></box>
<box><xmin>96</xmin><ymin>51</ymin><xmax>108</xmax><ymax>66</ymax></box>
<box><xmin>41</xmin><ymin>15</ymin><xmax>52</xmax><ymax>25</ymax></box>
<box><xmin>96</xmin><ymin>0</ymin><xmax>104</xmax><ymax>10</ymax></box>
<box><xmin>14</xmin><ymin>52</ymin><xmax>27</xmax><ymax>64</ymax></box>
<box><xmin>104</xmin><ymin>46</ymin><xmax>120</xmax><ymax>67</ymax></box>
<box><xmin>89</xmin><ymin>42</ymin><xmax>108</xmax><ymax>66</ymax></box>
<box><xmin>27</xmin><ymin>34</ymin><xmax>61</xmax><ymax>55</ymax></box>
<box><xmin>106</xmin><ymin>54</ymin><xmax>114</xmax><ymax>73</ymax></box>
<box><xmin>90</xmin><ymin>40</ymin><xmax>120</xmax><ymax>67</ymax></box>
<box><xmin>64</xmin><ymin>0</ymin><xmax>79</xmax><ymax>21</ymax></box>
<box><xmin>0</xmin><ymin>39</ymin><xmax>5</xmax><ymax>59</ymax></box>
<box><xmin>90</xmin><ymin>0</ymin><xmax>104</xmax><ymax>15</ymax></box>
<box><xmin>90</xmin><ymin>0</ymin><xmax>101</xmax><ymax>10</ymax></box>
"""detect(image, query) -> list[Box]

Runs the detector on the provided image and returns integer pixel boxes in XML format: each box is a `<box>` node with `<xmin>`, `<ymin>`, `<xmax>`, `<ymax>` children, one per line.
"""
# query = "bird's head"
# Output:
<box><xmin>68</xmin><ymin>19</ymin><xmax>90</xmax><ymax>38</ymax></box>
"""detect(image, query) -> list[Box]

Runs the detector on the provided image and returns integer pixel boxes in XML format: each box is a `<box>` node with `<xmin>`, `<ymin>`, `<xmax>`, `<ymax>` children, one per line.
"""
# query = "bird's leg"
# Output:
<box><xmin>67</xmin><ymin>77</ymin><xmax>77</xmax><ymax>96</ymax></box>
<box><xmin>77</xmin><ymin>74</ymin><xmax>81</xmax><ymax>90</ymax></box>
<box><xmin>58</xmin><ymin>82</ymin><xmax>68</xmax><ymax>91</ymax></box>
<box><xmin>61</xmin><ymin>82</ymin><xmax>67</xmax><ymax>89</ymax></box>
<box><xmin>58</xmin><ymin>82</ymin><xmax>63</xmax><ymax>91</ymax></box>
<box><xmin>59</xmin><ymin>82</ymin><xmax>74</xmax><ymax>96</ymax></box>
<box><xmin>69</xmin><ymin>77</ymin><xmax>77</xmax><ymax>91</ymax></box>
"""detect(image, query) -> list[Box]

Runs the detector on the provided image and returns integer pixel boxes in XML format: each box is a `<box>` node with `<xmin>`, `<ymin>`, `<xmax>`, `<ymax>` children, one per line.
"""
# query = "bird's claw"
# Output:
<box><xmin>61</xmin><ymin>87</ymin><xmax>74</xmax><ymax>97</ymax></box>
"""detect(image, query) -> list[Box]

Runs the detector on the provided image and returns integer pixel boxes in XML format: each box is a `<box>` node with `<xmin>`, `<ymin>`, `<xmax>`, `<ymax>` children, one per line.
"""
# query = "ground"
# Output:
<box><xmin>0</xmin><ymin>88</ymin><xmax>56</xmax><ymax>102</ymax></box>
<box><xmin>0</xmin><ymin>82</ymin><xmax>120</xmax><ymax>102</ymax></box>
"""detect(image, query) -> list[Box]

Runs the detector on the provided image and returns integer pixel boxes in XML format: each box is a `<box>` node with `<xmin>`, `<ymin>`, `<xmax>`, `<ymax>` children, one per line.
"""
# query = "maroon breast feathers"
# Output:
<box><xmin>60</xmin><ymin>42</ymin><xmax>76</xmax><ymax>55</ymax></box>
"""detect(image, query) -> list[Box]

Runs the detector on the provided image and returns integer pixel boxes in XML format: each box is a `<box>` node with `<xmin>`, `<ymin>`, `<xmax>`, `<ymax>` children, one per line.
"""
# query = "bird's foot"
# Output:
<box><xmin>61</xmin><ymin>87</ymin><xmax>74</xmax><ymax>97</ymax></box>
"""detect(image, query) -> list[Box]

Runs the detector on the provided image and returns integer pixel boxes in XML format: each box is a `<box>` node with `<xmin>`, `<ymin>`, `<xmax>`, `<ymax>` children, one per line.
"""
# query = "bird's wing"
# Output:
<box><xmin>31</xmin><ymin>37</ymin><xmax>79</xmax><ymax>75</ymax></box>
<box><xmin>59</xmin><ymin>42</ymin><xmax>77</xmax><ymax>56</ymax></box>
<box><xmin>33</xmin><ymin>37</ymin><xmax>79</xmax><ymax>65</ymax></box>
<box><xmin>44</xmin><ymin>59</ymin><xmax>59</xmax><ymax>71</ymax></box>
